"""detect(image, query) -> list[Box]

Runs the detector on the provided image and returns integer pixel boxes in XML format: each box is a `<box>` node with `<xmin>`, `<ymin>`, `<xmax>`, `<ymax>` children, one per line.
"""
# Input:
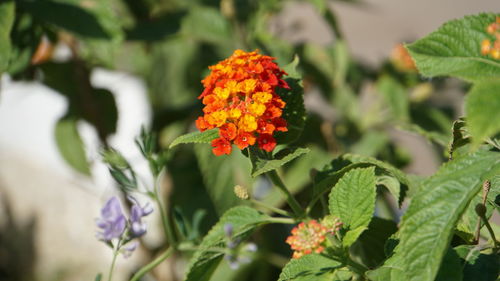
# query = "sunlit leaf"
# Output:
<box><xmin>406</xmin><ymin>13</ymin><xmax>500</xmax><ymax>82</ymax></box>
<box><xmin>329</xmin><ymin>167</ymin><xmax>376</xmax><ymax>247</ymax></box>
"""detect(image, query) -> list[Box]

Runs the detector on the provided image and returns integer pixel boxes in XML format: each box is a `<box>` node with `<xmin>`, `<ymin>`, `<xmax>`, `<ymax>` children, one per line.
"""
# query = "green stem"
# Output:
<box><xmin>267</xmin><ymin>217</ymin><xmax>296</xmax><ymax>224</ymax></box>
<box><xmin>153</xmin><ymin>178</ymin><xmax>177</xmax><ymax>247</ymax></box>
<box><xmin>263</xmin><ymin>252</ymin><xmax>289</xmax><ymax>268</ymax></box>
<box><xmin>251</xmin><ymin>199</ymin><xmax>293</xmax><ymax>217</ymax></box>
<box><xmin>177</xmin><ymin>244</ymin><xmax>227</xmax><ymax>253</ymax></box>
<box><xmin>107</xmin><ymin>245</ymin><xmax>119</xmax><ymax>281</ymax></box>
<box><xmin>129</xmin><ymin>247</ymin><xmax>174</xmax><ymax>281</ymax></box>
<box><xmin>319</xmin><ymin>194</ymin><xmax>328</xmax><ymax>216</ymax></box>
<box><xmin>481</xmin><ymin>215</ymin><xmax>498</xmax><ymax>249</ymax></box>
<box><xmin>267</xmin><ymin>170</ymin><xmax>304</xmax><ymax>218</ymax></box>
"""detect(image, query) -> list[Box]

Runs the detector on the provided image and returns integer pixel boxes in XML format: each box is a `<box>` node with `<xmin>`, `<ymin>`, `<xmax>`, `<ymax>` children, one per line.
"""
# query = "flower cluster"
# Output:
<box><xmin>481</xmin><ymin>17</ymin><xmax>500</xmax><ymax>59</ymax></box>
<box><xmin>285</xmin><ymin>217</ymin><xmax>343</xmax><ymax>259</ymax></box>
<box><xmin>196</xmin><ymin>49</ymin><xmax>290</xmax><ymax>156</ymax></box>
<box><xmin>95</xmin><ymin>196</ymin><xmax>153</xmax><ymax>257</ymax></box>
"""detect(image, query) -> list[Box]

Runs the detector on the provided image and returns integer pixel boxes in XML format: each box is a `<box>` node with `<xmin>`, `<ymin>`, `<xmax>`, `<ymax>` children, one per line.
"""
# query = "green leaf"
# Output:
<box><xmin>367</xmin><ymin>149</ymin><xmax>500</xmax><ymax>281</ymax></box>
<box><xmin>181</xmin><ymin>6</ymin><xmax>232</xmax><ymax>45</ymax></box>
<box><xmin>349</xmin><ymin>217</ymin><xmax>398</xmax><ymax>269</ymax></box>
<box><xmin>465</xmin><ymin>80</ymin><xmax>500</xmax><ymax>147</ymax></box>
<box><xmin>313</xmin><ymin>154</ymin><xmax>412</xmax><ymax>208</ymax></box>
<box><xmin>278</xmin><ymin>254</ymin><xmax>343</xmax><ymax>281</ymax></box>
<box><xmin>19</xmin><ymin>0</ymin><xmax>124</xmax><ymax>66</ymax></box>
<box><xmin>184</xmin><ymin>206</ymin><xmax>270</xmax><ymax>281</ymax></box>
<box><xmin>448</xmin><ymin>118</ymin><xmax>471</xmax><ymax>159</ymax></box>
<box><xmin>406</xmin><ymin>13</ymin><xmax>500</xmax><ymax>82</ymax></box>
<box><xmin>126</xmin><ymin>11</ymin><xmax>185</xmax><ymax>41</ymax></box>
<box><xmin>194</xmin><ymin>144</ymin><xmax>252</xmax><ymax>215</ymax></box>
<box><xmin>148</xmin><ymin>38</ymin><xmax>198</xmax><ymax>108</ymax></box>
<box><xmin>328</xmin><ymin>167</ymin><xmax>376</xmax><ymax>247</ymax></box>
<box><xmin>54</xmin><ymin>117</ymin><xmax>90</xmax><ymax>175</ymax></box>
<box><xmin>453</xmin><ymin>245</ymin><xmax>481</xmax><ymax>266</ymax></box>
<box><xmin>94</xmin><ymin>273</ymin><xmax>102</xmax><ymax>281</ymax></box>
<box><xmin>169</xmin><ymin>129</ymin><xmax>219</xmax><ymax>149</ymax></box>
<box><xmin>276</xmin><ymin>55</ymin><xmax>306</xmax><ymax>144</ymax></box>
<box><xmin>19</xmin><ymin>0</ymin><xmax>120</xmax><ymax>39</ymax></box>
<box><xmin>251</xmin><ymin>147</ymin><xmax>310</xmax><ymax>177</ymax></box>
<box><xmin>343</xmin><ymin>154</ymin><xmax>413</xmax><ymax>200</ymax></box>
<box><xmin>0</xmin><ymin>0</ymin><xmax>15</xmax><ymax>73</ymax></box>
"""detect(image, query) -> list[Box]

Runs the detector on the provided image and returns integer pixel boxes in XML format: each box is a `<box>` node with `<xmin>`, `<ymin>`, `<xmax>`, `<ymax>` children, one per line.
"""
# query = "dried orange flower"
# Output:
<box><xmin>390</xmin><ymin>43</ymin><xmax>416</xmax><ymax>72</ymax></box>
<box><xmin>196</xmin><ymin>50</ymin><xmax>290</xmax><ymax>156</ymax></box>
<box><xmin>481</xmin><ymin>17</ymin><xmax>500</xmax><ymax>60</ymax></box>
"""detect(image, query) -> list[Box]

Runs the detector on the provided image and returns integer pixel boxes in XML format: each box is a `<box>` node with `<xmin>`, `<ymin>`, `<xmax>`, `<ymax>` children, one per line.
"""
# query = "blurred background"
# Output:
<box><xmin>0</xmin><ymin>0</ymin><xmax>499</xmax><ymax>280</ymax></box>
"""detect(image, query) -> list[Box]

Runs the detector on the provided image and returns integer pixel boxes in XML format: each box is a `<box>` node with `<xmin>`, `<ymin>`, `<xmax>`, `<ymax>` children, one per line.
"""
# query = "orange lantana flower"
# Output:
<box><xmin>481</xmin><ymin>17</ymin><xmax>500</xmax><ymax>60</ymax></box>
<box><xmin>196</xmin><ymin>50</ymin><xmax>290</xmax><ymax>156</ymax></box>
<box><xmin>286</xmin><ymin>217</ymin><xmax>343</xmax><ymax>259</ymax></box>
<box><xmin>285</xmin><ymin>220</ymin><xmax>328</xmax><ymax>259</ymax></box>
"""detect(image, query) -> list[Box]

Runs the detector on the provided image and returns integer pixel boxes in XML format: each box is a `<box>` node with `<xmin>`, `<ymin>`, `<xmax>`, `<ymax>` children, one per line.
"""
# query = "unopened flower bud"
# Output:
<box><xmin>220</xmin><ymin>0</ymin><xmax>235</xmax><ymax>19</ymax></box>
<box><xmin>475</xmin><ymin>203</ymin><xmax>486</xmax><ymax>217</ymax></box>
<box><xmin>483</xmin><ymin>180</ymin><xmax>491</xmax><ymax>194</ymax></box>
<box><xmin>321</xmin><ymin>215</ymin><xmax>343</xmax><ymax>234</ymax></box>
<box><xmin>224</xmin><ymin>223</ymin><xmax>234</xmax><ymax>238</ymax></box>
<box><xmin>234</xmin><ymin>185</ymin><xmax>249</xmax><ymax>200</ymax></box>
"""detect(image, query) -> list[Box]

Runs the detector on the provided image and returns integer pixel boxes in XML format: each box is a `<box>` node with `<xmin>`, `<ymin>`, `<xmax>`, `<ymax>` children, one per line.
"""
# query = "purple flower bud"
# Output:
<box><xmin>96</xmin><ymin>197</ymin><xmax>127</xmax><ymax>241</ymax></box>
<box><xmin>127</xmin><ymin>195</ymin><xmax>153</xmax><ymax>237</ymax></box>
<box><xmin>127</xmin><ymin>195</ymin><xmax>154</xmax><ymax>217</ymax></box>
<box><xmin>245</xmin><ymin>243</ymin><xmax>257</xmax><ymax>252</ymax></box>
<box><xmin>224</xmin><ymin>254</ymin><xmax>240</xmax><ymax>270</ymax></box>
<box><xmin>224</xmin><ymin>223</ymin><xmax>233</xmax><ymax>237</ymax></box>
<box><xmin>224</xmin><ymin>253</ymin><xmax>251</xmax><ymax>270</ymax></box>
<box><xmin>121</xmin><ymin>241</ymin><xmax>138</xmax><ymax>258</ymax></box>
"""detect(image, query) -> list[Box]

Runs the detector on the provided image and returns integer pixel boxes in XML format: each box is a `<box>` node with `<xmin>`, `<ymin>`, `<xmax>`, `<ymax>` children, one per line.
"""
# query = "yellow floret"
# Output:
<box><xmin>238</xmin><ymin>79</ymin><xmax>257</xmax><ymax>94</ymax></box>
<box><xmin>252</xmin><ymin>92</ymin><xmax>272</xmax><ymax>103</ymax></box>
<box><xmin>248</xmin><ymin>102</ymin><xmax>266</xmax><ymax>116</ymax></box>
<box><xmin>225</xmin><ymin>80</ymin><xmax>239</xmax><ymax>94</ymax></box>
<box><xmin>214</xmin><ymin>87</ymin><xmax>230</xmax><ymax>99</ymax></box>
<box><xmin>238</xmin><ymin>114</ymin><xmax>257</xmax><ymax>132</ymax></box>
<box><xmin>229</xmin><ymin>108</ymin><xmax>242</xmax><ymax>119</ymax></box>
<box><xmin>206</xmin><ymin>111</ymin><xmax>227</xmax><ymax>127</ymax></box>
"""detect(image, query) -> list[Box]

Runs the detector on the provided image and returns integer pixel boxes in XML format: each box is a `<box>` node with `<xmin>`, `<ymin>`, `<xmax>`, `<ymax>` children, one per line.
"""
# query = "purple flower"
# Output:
<box><xmin>224</xmin><ymin>223</ymin><xmax>233</xmax><ymax>237</ymax></box>
<box><xmin>121</xmin><ymin>241</ymin><xmax>139</xmax><ymax>258</ymax></box>
<box><xmin>127</xmin><ymin>195</ymin><xmax>153</xmax><ymax>237</ymax></box>
<box><xmin>96</xmin><ymin>196</ymin><xmax>127</xmax><ymax>241</ymax></box>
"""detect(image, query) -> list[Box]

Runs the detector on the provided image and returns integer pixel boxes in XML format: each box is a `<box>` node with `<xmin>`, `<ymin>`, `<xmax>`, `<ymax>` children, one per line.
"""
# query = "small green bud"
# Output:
<box><xmin>475</xmin><ymin>203</ymin><xmax>486</xmax><ymax>217</ymax></box>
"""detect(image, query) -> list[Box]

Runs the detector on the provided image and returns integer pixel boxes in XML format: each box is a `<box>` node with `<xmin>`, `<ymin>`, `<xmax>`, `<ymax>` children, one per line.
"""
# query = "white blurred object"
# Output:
<box><xmin>0</xmin><ymin>69</ymin><xmax>152</xmax><ymax>281</ymax></box>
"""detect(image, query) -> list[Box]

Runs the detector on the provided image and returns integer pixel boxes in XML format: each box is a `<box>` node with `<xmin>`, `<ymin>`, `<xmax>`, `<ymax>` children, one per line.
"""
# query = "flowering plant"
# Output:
<box><xmin>96</xmin><ymin>10</ymin><xmax>500</xmax><ymax>276</ymax></box>
<box><xmin>2</xmin><ymin>2</ymin><xmax>498</xmax><ymax>280</ymax></box>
